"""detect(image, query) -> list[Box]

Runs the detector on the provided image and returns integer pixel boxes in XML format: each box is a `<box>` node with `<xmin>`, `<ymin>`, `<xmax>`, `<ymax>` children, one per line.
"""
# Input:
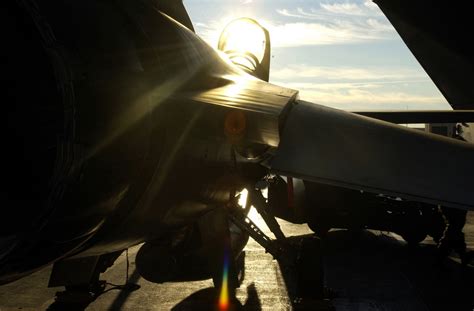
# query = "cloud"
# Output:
<box><xmin>271</xmin><ymin>65</ymin><xmax>425</xmax><ymax>81</ymax></box>
<box><xmin>196</xmin><ymin>18</ymin><xmax>394</xmax><ymax>48</ymax></box>
<box><xmin>320</xmin><ymin>1</ymin><xmax>382</xmax><ymax>16</ymax></box>
<box><xmin>271</xmin><ymin>80</ymin><xmax>449</xmax><ymax>110</ymax></box>
<box><xmin>277</xmin><ymin>2</ymin><xmax>383</xmax><ymax>20</ymax></box>
<box><xmin>276</xmin><ymin>8</ymin><xmax>328</xmax><ymax>20</ymax></box>
<box><xmin>320</xmin><ymin>2</ymin><xmax>368</xmax><ymax>16</ymax></box>
<box><xmin>270</xmin><ymin>21</ymin><xmax>393</xmax><ymax>47</ymax></box>
<box><xmin>363</xmin><ymin>0</ymin><xmax>382</xmax><ymax>11</ymax></box>
<box><xmin>270</xmin><ymin>65</ymin><xmax>450</xmax><ymax>110</ymax></box>
<box><xmin>271</xmin><ymin>2</ymin><xmax>395</xmax><ymax>46</ymax></box>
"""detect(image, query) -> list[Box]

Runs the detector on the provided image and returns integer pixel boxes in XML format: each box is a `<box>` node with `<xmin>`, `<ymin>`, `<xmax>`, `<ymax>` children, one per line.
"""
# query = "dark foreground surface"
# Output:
<box><xmin>0</xmin><ymin>211</ymin><xmax>472</xmax><ymax>310</ymax></box>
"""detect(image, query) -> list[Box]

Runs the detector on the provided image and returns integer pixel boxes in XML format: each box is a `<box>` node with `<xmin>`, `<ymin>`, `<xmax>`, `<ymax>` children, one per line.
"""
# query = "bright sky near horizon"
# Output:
<box><xmin>183</xmin><ymin>0</ymin><xmax>451</xmax><ymax>111</ymax></box>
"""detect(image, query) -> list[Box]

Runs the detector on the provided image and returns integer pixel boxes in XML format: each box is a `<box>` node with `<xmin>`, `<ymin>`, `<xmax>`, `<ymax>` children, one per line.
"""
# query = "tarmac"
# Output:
<box><xmin>0</xmin><ymin>210</ymin><xmax>472</xmax><ymax>311</ymax></box>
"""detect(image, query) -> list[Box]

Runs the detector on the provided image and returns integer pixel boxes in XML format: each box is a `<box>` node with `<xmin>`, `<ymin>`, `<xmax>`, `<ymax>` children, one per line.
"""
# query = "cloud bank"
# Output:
<box><xmin>271</xmin><ymin>65</ymin><xmax>425</xmax><ymax>81</ymax></box>
<box><xmin>270</xmin><ymin>65</ymin><xmax>450</xmax><ymax>110</ymax></box>
<box><xmin>271</xmin><ymin>1</ymin><xmax>395</xmax><ymax>47</ymax></box>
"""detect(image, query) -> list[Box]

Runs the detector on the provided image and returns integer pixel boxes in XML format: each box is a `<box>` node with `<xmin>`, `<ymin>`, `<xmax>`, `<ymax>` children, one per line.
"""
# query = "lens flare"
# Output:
<box><xmin>218</xmin><ymin>251</ymin><xmax>230</xmax><ymax>311</ymax></box>
<box><xmin>218</xmin><ymin>18</ymin><xmax>268</xmax><ymax>73</ymax></box>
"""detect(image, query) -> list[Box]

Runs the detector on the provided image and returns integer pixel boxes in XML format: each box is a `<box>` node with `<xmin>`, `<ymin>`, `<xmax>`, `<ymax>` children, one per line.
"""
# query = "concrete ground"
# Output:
<box><xmin>0</xmin><ymin>211</ymin><xmax>472</xmax><ymax>311</ymax></box>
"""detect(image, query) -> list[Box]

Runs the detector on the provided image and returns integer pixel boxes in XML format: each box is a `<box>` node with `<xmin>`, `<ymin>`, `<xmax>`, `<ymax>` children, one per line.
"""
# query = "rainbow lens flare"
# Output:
<box><xmin>218</xmin><ymin>251</ymin><xmax>230</xmax><ymax>311</ymax></box>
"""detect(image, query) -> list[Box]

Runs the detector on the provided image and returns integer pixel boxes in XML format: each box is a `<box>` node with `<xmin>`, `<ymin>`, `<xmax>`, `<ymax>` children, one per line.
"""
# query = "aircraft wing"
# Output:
<box><xmin>162</xmin><ymin>11</ymin><xmax>474</xmax><ymax>211</ymax></box>
<box><xmin>373</xmin><ymin>0</ymin><xmax>474</xmax><ymax>110</ymax></box>
<box><xmin>352</xmin><ymin>110</ymin><xmax>474</xmax><ymax>124</ymax></box>
<box><xmin>270</xmin><ymin>100</ymin><xmax>474</xmax><ymax>211</ymax></box>
<box><xmin>158</xmin><ymin>9</ymin><xmax>474</xmax><ymax>211</ymax></box>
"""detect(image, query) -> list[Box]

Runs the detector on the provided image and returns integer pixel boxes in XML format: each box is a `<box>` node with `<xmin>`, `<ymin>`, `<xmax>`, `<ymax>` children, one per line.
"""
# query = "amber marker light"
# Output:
<box><xmin>224</xmin><ymin>110</ymin><xmax>247</xmax><ymax>141</ymax></box>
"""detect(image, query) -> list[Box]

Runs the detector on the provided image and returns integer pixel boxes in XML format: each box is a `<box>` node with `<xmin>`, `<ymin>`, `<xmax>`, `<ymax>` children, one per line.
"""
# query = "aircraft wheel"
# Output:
<box><xmin>429</xmin><ymin>223</ymin><xmax>444</xmax><ymax>244</ymax></box>
<box><xmin>135</xmin><ymin>243</ymin><xmax>179</xmax><ymax>283</ymax></box>
<box><xmin>401</xmin><ymin>230</ymin><xmax>427</xmax><ymax>245</ymax></box>
<box><xmin>308</xmin><ymin>222</ymin><xmax>330</xmax><ymax>238</ymax></box>
<box><xmin>428</xmin><ymin>211</ymin><xmax>446</xmax><ymax>244</ymax></box>
<box><xmin>296</xmin><ymin>236</ymin><xmax>324</xmax><ymax>299</ymax></box>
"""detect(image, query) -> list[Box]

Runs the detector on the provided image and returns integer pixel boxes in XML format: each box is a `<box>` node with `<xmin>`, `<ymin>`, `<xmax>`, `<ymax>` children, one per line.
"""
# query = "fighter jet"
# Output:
<box><xmin>2</xmin><ymin>0</ymin><xmax>474</xmax><ymax>304</ymax></box>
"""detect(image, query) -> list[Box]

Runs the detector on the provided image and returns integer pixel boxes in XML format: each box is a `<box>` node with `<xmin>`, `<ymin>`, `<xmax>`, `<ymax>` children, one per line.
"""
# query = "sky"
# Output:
<box><xmin>183</xmin><ymin>0</ymin><xmax>451</xmax><ymax>111</ymax></box>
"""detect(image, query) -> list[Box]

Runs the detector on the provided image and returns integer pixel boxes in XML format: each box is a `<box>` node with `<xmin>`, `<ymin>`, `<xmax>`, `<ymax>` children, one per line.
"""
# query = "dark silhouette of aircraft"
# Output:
<box><xmin>2</xmin><ymin>0</ymin><xmax>474</xmax><ymax>305</ymax></box>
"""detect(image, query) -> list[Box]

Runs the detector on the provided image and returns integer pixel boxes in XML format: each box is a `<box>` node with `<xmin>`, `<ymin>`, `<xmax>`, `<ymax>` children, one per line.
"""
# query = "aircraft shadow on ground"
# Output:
<box><xmin>44</xmin><ymin>230</ymin><xmax>472</xmax><ymax>310</ymax></box>
<box><xmin>136</xmin><ymin>244</ymin><xmax>259</xmax><ymax>310</ymax></box>
<box><xmin>323</xmin><ymin>229</ymin><xmax>473</xmax><ymax>311</ymax></box>
<box><xmin>171</xmin><ymin>283</ymin><xmax>262</xmax><ymax>311</ymax></box>
<box><xmin>275</xmin><ymin>234</ymin><xmax>331</xmax><ymax>310</ymax></box>
<box><xmin>46</xmin><ymin>269</ymin><xmax>141</xmax><ymax>311</ymax></box>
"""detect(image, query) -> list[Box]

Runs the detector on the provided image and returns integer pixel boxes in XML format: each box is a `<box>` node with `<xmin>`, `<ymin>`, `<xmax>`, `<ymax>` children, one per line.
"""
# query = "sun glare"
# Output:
<box><xmin>218</xmin><ymin>18</ymin><xmax>267</xmax><ymax>71</ymax></box>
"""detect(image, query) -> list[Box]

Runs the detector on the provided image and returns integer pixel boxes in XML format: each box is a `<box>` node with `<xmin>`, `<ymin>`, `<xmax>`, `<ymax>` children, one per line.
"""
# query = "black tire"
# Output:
<box><xmin>308</xmin><ymin>222</ymin><xmax>330</xmax><ymax>238</ymax></box>
<box><xmin>401</xmin><ymin>231</ymin><xmax>427</xmax><ymax>245</ymax></box>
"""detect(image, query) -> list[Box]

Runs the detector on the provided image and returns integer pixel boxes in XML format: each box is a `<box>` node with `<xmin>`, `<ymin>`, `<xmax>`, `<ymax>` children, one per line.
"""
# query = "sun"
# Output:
<box><xmin>218</xmin><ymin>18</ymin><xmax>268</xmax><ymax>72</ymax></box>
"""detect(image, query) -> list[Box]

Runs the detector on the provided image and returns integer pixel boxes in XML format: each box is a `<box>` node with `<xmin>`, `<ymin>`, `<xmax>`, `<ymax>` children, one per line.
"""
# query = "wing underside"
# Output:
<box><xmin>373</xmin><ymin>0</ymin><xmax>474</xmax><ymax>110</ymax></box>
<box><xmin>271</xmin><ymin>101</ymin><xmax>474</xmax><ymax>210</ymax></box>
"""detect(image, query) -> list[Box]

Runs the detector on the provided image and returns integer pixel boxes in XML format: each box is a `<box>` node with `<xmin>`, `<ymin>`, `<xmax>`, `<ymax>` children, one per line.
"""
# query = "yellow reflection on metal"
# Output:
<box><xmin>223</xmin><ymin>82</ymin><xmax>246</xmax><ymax>99</ymax></box>
<box><xmin>223</xmin><ymin>73</ymin><xmax>255</xmax><ymax>95</ymax></box>
<box><xmin>236</xmin><ymin>188</ymin><xmax>269</xmax><ymax>229</ymax></box>
<box><xmin>238</xmin><ymin>188</ymin><xmax>249</xmax><ymax>208</ymax></box>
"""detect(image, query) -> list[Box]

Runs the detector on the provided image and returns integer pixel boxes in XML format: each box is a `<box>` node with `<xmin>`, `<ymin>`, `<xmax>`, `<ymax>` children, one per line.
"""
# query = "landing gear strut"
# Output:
<box><xmin>228</xmin><ymin>183</ymin><xmax>325</xmax><ymax>300</ymax></box>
